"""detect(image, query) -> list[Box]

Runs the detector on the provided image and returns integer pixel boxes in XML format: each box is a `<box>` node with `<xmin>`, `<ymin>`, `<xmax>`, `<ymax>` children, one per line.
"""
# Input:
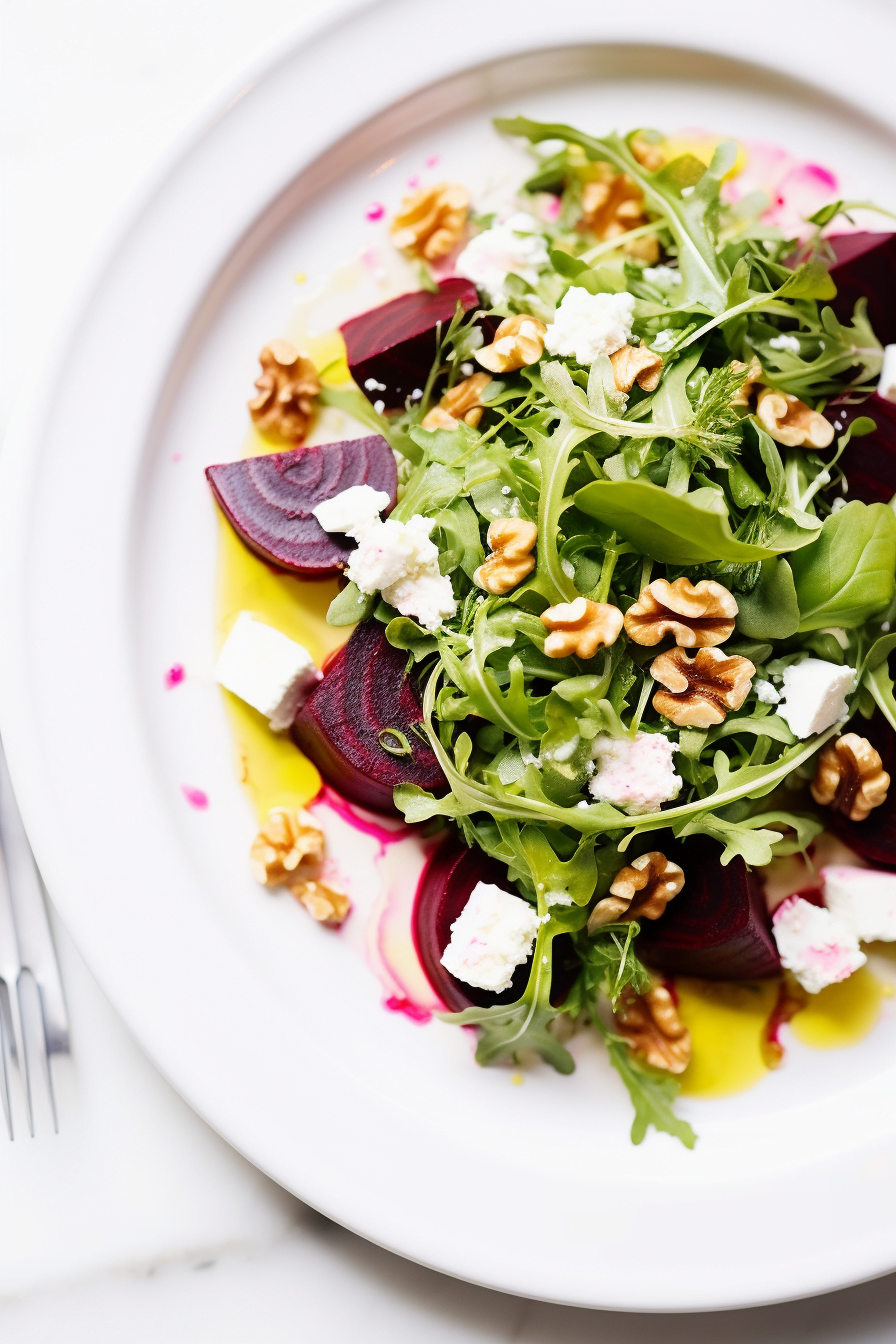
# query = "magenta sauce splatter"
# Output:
<box><xmin>312</xmin><ymin>784</ymin><xmax>408</xmax><ymax>858</ymax></box>
<box><xmin>425</xmin><ymin>154</ymin><xmax>440</xmax><ymax>169</ymax></box>
<box><xmin>181</xmin><ymin>785</ymin><xmax>208</xmax><ymax>810</ymax></box>
<box><xmin>384</xmin><ymin>995</ymin><xmax>431</xmax><ymax>1023</ymax></box>
<box><xmin>406</xmin><ymin>175</ymin><xmax>420</xmax><ymax>190</ymax></box>
<box><xmin>172</xmin><ymin>452</ymin><xmax>183</xmax><ymax>464</ymax></box>
<box><xmin>164</xmin><ymin>664</ymin><xmax>185</xmax><ymax>689</ymax></box>
<box><xmin>365</xmin><ymin>202</ymin><xmax>385</xmax><ymax>222</ymax></box>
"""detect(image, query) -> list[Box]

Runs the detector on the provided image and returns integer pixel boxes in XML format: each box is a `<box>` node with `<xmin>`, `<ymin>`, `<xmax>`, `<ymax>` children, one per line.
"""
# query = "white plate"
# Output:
<box><xmin>6</xmin><ymin>0</ymin><xmax>896</xmax><ymax>1311</ymax></box>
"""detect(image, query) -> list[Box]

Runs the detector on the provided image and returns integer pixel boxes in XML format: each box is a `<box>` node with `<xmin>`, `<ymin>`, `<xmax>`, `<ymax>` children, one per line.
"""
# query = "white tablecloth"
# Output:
<box><xmin>3</xmin><ymin>1</ymin><xmax>896</xmax><ymax>1336</ymax></box>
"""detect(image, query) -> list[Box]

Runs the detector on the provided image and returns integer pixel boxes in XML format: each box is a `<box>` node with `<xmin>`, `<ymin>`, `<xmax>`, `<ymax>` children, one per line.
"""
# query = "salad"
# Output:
<box><xmin>207</xmin><ymin>116</ymin><xmax>896</xmax><ymax>1148</ymax></box>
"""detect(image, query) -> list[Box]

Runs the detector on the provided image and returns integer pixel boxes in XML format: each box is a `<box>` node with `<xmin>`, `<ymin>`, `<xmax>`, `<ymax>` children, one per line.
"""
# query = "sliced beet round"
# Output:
<box><xmin>412</xmin><ymin>833</ymin><xmax>578</xmax><ymax>1011</ymax></box>
<box><xmin>340</xmin><ymin>278</ymin><xmax>481</xmax><ymax>411</ymax></box>
<box><xmin>828</xmin><ymin>232</ymin><xmax>896</xmax><ymax>347</ymax></box>
<box><xmin>291</xmin><ymin>619</ymin><xmax>445</xmax><ymax>814</ymax></box>
<box><xmin>206</xmin><ymin>435</ymin><xmax>397</xmax><ymax>577</ymax></box>
<box><xmin>635</xmin><ymin>836</ymin><xmax>780</xmax><ymax>979</ymax></box>
<box><xmin>823</xmin><ymin>712</ymin><xmax>896</xmax><ymax>870</ymax></box>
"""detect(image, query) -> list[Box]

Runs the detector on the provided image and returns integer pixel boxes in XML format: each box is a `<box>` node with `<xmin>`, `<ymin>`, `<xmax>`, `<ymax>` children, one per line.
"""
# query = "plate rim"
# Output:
<box><xmin>6</xmin><ymin>0</ymin><xmax>896</xmax><ymax>1310</ymax></box>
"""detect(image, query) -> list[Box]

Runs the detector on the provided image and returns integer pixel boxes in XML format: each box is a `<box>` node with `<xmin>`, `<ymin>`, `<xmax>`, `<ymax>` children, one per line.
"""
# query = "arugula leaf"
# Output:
<box><xmin>385</xmin><ymin>616</ymin><xmax>438</xmax><ymax>662</ymax></box>
<box><xmin>790</xmin><ymin>501</ymin><xmax>896</xmax><ymax>630</ymax></box>
<box><xmin>565</xmin><ymin>923</ymin><xmax>651</xmax><ymax>1012</ymax></box>
<box><xmin>327</xmin><ymin>582</ymin><xmax>376</xmax><ymax>626</ymax></box>
<box><xmin>599</xmin><ymin>1024</ymin><xmax>696</xmax><ymax>1148</ymax></box>
<box><xmin>573</xmin><ymin>479</ymin><xmax>818</xmax><ymax>565</ymax></box>
<box><xmin>735</xmin><ymin>557</ymin><xmax>800</xmax><ymax>639</ymax></box>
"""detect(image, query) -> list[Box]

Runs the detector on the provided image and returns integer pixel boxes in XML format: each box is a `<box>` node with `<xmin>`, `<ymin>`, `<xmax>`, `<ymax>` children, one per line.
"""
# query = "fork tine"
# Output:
<box><xmin>0</xmin><ymin>980</ymin><xmax>14</xmax><ymax>1139</ymax></box>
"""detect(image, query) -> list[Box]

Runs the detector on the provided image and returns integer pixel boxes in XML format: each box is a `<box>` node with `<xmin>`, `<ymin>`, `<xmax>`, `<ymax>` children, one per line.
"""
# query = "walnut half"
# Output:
<box><xmin>476</xmin><ymin>315</ymin><xmax>547</xmax><ymax>374</ymax></box>
<box><xmin>587</xmin><ymin>851</ymin><xmax>684</xmax><ymax>932</ymax></box>
<box><xmin>811</xmin><ymin>733</ymin><xmax>890</xmax><ymax>822</ymax></box>
<box><xmin>250</xmin><ymin>806</ymin><xmax>324</xmax><ymax>885</ymax></box>
<box><xmin>614</xmin><ymin>984</ymin><xmax>691</xmax><ymax>1074</ymax></box>
<box><xmin>540</xmin><ymin>597</ymin><xmax>624</xmax><ymax>659</ymax></box>
<box><xmin>756</xmin><ymin>388</ymin><xmax>834</xmax><ymax>449</ymax></box>
<box><xmin>651</xmin><ymin>647</ymin><xmax>755</xmax><ymax>728</ymax></box>
<box><xmin>421</xmin><ymin>372</ymin><xmax>492</xmax><ymax>430</ymax></box>
<box><xmin>289</xmin><ymin>878</ymin><xmax>351</xmax><ymax>927</ymax></box>
<box><xmin>610</xmin><ymin>344</ymin><xmax>663</xmax><ymax>393</ymax></box>
<box><xmin>624</xmin><ymin>577</ymin><xmax>738</xmax><ymax>648</ymax></box>
<box><xmin>474</xmin><ymin>518</ymin><xmax>537</xmax><ymax>595</ymax></box>
<box><xmin>390</xmin><ymin>183</ymin><xmax>470</xmax><ymax>261</ymax></box>
<box><xmin>249</xmin><ymin>341</ymin><xmax>321</xmax><ymax>444</ymax></box>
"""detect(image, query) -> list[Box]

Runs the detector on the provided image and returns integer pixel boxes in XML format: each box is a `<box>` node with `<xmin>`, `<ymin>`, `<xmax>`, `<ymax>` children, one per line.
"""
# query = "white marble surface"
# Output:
<box><xmin>4</xmin><ymin>0</ymin><xmax>896</xmax><ymax>1336</ymax></box>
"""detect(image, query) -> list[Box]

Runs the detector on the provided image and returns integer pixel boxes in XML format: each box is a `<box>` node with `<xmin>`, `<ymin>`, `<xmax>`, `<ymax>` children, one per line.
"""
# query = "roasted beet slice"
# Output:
<box><xmin>828</xmin><ymin>232</ymin><xmax>896</xmax><ymax>347</ymax></box>
<box><xmin>636</xmin><ymin>836</ymin><xmax>780</xmax><ymax>979</ymax></box>
<box><xmin>291</xmin><ymin>619</ymin><xmax>444</xmax><ymax>813</ymax></box>
<box><xmin>823</xmin><ymin>712</ymin><xmax>896</xmax><ymax>870</ymax></box>
<box><xmin>824</xmin><ymin>394</ymin><xmax>896</xmax><ymax>506</ymax></box>
<box><xmin>341</xmin><ymin>278</ymin><xmax>481</xmax><ymax>410</ymax></box>
<box><xmin>413</xmin><ymin>834</ymin><xmax>578</xmax><ymax>1011</ymax></box>
<box><xmin>206</xmin><ymin>435</ymin><xmax>397</xmax><ymax>577</ymax></box>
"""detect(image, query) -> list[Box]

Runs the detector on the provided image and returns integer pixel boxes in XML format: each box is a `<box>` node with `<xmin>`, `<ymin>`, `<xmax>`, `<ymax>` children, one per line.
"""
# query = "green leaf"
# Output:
<box><xmin>432</xmin><ymin>497</ymin><xmax>485</xmax><ymax>580</ymax></box>
<box><xmin>599</xmin><ymin>1026</ymin><xmax>696</xmax><ymax>1148</ymax></box>
<box><xmin>574</xmin><ymin>479</ymin><xmax>818</xmax><ymax>565</ymax></box>
<box><xmin>567</xmin><ymin>922</ymin><xmax>651</xmax><ymax>1012</ymax></box>
<box><xmin>327</xmin><ymin>582</ymin><xmax>375</xmax><ymax>626</ymax></box>
<box><xmin>735</xmin><ymin>557</ymin><xmax>800</xmax><ymax>639</ymax></box>
<box><xmin>777</xmin><ymin>257</ymin><xmax>837</xmax><ymax>301</ymax></box>
<box><xmin>385</xmin><ymin>616</ymin><xmax>438</xmax><ymax>662</ymax></box>
<box><xmin>790</xmin><ymin>501</ymin><xmax>896</xmax><ymax>630</ymax></box>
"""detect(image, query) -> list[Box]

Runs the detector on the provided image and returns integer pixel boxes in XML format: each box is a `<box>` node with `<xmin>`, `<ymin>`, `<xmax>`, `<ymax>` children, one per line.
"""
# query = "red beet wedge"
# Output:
<box><xmin>823</xmin><ymin>712</ymin><xmax>896</xmax><ymax>870</ymax></box>
<box><xmin>828</xmin><ymin>232</ymin><xmax>896</xmax><ymax>347</ymax></box>
<box><xmin>636</xmin><ymin>836</ymin><xmax>781</xmax><ymax>979</ymax></box>
<box><xmin>413</xmin><ymin>833</ymin><xmax>578</xmax><ymax>1011</ymax></box>
<box><xmin>825</xmin><ymin>395</ymin><xmax>896</xmax><ymax>506</ymax></box>
<box><xmin>291</xmin><ymin>619</ymin><xmax>445</xmax><ymax>814</ymax></box>
<box><xmin>206</xmin><ymin>435</ymin><xmax>397</xmax><ymax>577</ymax></box>
<box><xmin>341</xmin><ymin>278</ymin><xmax>481</xmax><ymax>411</ymax></box>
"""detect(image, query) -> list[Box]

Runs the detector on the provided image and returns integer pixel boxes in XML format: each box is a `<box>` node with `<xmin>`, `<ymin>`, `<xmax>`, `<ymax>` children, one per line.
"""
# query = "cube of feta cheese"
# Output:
<box><xmin>440</xmin><ymin>881</ymin><xmax>541</xmax><ymax>993</ymax></box>
<box><xmin>822</xmin><ymin>865</ymin><xmax>896</xmax><ymax>942</ymax></box>
<box><xmin>311</xmin><ymin>484</ymin><xmax>391</xmax><ymax>539</ymax></box>
<box><xmin>214</xmin><ymin>612</ymin><xmax>319</xmax><ymax>731</ymax></box>
<box><xmin>878</xmin><ymin>343</ymin><xmax>896</xmax><ymax>403</ymax></box>
<box><xmin>772</xmin><ymin>895</ymin><xmax>866</xmax><ymax>994</ymax></box>
<box><xmin>775</xmin><ymin>658</ymin><xmax>856</xmax><ymax>739</ymax></box>
<box><xmin>543</xmin><ymin>287</ymin><xmax>635</xmax><ymax>366</ymax></box>
<box><xmin>346</xmin><ymin>514</ymin><xmax>457</xmax><ymax>631</ymax></box>
<box><xmin>589</xmin><ymin>732</ymin><xmax>681</xmax><ymax>815</ymax></box>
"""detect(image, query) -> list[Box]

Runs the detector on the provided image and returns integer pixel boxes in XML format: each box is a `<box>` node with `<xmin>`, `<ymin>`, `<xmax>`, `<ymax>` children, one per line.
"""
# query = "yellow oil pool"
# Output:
<box><xmin>790</xmin><ymin>967</ymin><xmax>885</xmax><ymax>1051</ymax></box>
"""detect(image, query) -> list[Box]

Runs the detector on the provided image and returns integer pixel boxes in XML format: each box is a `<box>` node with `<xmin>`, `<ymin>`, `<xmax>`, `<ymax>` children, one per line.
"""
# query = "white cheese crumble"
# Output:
<box><xmin>772</xmin><ymin>895</ymin><xmax>866</xmax><ymax>994</ymax></box>
<box><xmin>346</xmin><ymin>514</ymin><xmax>457</xmax><ymax>631</ymax></box>
<box><xmin>214</xmin><ymin>612</ymin><xmax>319</xmax><ymax>731</ymax></box>
<box><xmin>440</xmin><ymin>881</ymin><xmax>541</xmax><ymax>993</ymax></box>
<box><xmin>822</xmin><ymin>865</ymin><xmax>896</xmax><ymax>942</ymax></box>
<box><xmin>768</xmin><ymin>333</ymin><xmax>801</xmax><ymax>353</ymax></box>
<box><xmin>776</xmin><ymin>658</ymin><xmax>856</xmax><ymax>739</ymax></box>
<box><xmin>311</xmin><ymin>484</ymin><xmax>391</xmax><ymax>539</ymax></box>
<box><xmin>651</xmin><ymin>328</ymin><xmax>679</xmax><ymax>353</ymax></box>
<box><xmin>589</xmin><ymin>732</ymin><xmax>682</xmax><ymax>815</ymax></box>
<box><xmin>754</xmin><ymin>679</ymin><xmax>781</xmax><ymax>705</ymax></box>
<box><xmin>878</xmin><ymin>343</ymin><xmax>896</xmax><ymax>403</ymax></box>
<box><xmin>642</xmin><ymin>265</ymin><xmax>682</xmax><ymax>291</ymax></box>
<box><xmin>455</xmin><ymin>212</ymin><xmax>549</xmax><ymax>303</ymax></box>
<box><xmin>543</xmin><ymin>287</ymin><xmax>635</xmax><ymax>366</ymax></box>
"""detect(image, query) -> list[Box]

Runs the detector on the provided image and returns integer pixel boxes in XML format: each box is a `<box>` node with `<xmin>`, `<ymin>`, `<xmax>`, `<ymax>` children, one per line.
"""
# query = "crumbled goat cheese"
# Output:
<box><xmin>311</xmin><ymin>484</ymin><xmax>391</xmax><ymax>539</ymax></box>
<box><xmin>545</xmin><ymin>890</ymin><xmax>574</xmax><ymax>906</ymax></box>
<box><xmin>830</xmin><ymin>497</ymin><xmax>847</xmax><ymax>514</ymax></box>
<box><xmin>455</xmin><ymin>212</ymin><xmax>549</xmax><ymax>303</ymax></box>
<box><xmin>768</xmin><ymin>333</ymin><xmax>801</xmax><ymax>353</ymax></box>
<box><xmin>440</xmin><ymin>881</ymin><xmax>541</xmax><ymax>993</ymax></box>
<box><xmin>346</xmin><ymin>514</ymin><xmax>457</xmax><ymax>631</ymax></box>
<box><xmin>772</xmin><ymin>895</ymin><xmax>866</xmax><ymax>994</ymax></box>
<box><xmin>543</xmin><ymin>288</ymin><xmax>635</xmax><ymax>366</ymax></box>
<box><xmin>363</xmin><ymin>377</ymin><xmax>386</xmax><ymax>392</ymax></box>
<box><xmin>651</xmin><ymin>327</ymin><xmax>679</xmax><ymax>353</ymax></box>
<box><xmin>822</xmin><ymin>866</ymin><xmax>896</xmax><ymax>942</ymax></box>
<box><xmin>589</xmin><ymin>732</ymin><xmax>681</xmax><ymax>815</ymax></box>
<box><xmin>754</xmin><ymin>679</ymin><xmax>781</xmax><ymax>705</ymax></box>
<box><xmin>878</xmin><ymin>343</ymin><xmax>896</xmax><ymax>403</ymax></box>
<box><xmin>776</xmin><ymin>658</ymin><xmax>856</xmax><ymax>738</ymax></box>
<box><xmin>215</xmin><ymin>612</ymin><xmax>319</xmax><ymax>731</ymax></box>
<box><xmin>642</xmin><ymin>265</ymin><xmax>682</xmax><ymax>290</ymax></box>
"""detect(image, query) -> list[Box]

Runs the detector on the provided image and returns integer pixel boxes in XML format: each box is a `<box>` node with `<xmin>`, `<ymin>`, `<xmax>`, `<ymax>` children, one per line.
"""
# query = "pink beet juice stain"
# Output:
<box><xmin>164</xmin><ymin>664</ymin><xmax>185</xmax><ymax>689</ymax></box>
<box><xmin>313</xmin><ymin>784</ymin><xmax>408</xmax><ymax>859</ymax></box>
<box><xmin>181</xmin><ymin>785</ymin><xmax>208</xmax><ymax>810</ymax></box>
<box><xmin>384</xmin><ymin>995</ymin><xmax>431</xmax><ymax>1024</ymax></box>
<box><xmin>425</xmin><ymin>154</ymin><xmax>440</xmax><ymax>169</ymax></box>
<box><xmin>365</xmin><ymin>202</ymin><xmax>385</xmax><ymax>222</ymax></box>
<box><xmin>406</xmin><ymin>175</ymin><xmax>420</xmax><ymax>190</ymax></box>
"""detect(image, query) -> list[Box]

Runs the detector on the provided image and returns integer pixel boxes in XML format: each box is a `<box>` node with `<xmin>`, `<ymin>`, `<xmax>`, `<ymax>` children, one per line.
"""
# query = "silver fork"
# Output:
<box><xmin>0</xmin><ymin>740</ymin><xmax>69</xmax><ymax>1137</ymax></box>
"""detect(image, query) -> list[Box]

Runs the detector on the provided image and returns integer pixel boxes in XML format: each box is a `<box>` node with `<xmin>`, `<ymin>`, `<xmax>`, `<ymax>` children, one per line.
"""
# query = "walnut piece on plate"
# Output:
<box><xmin>390</xmin><ymin>182</ymin><xmax>470</xmax><ymax>260</ymax></box>
<box><xmin>811</xmin><ymin>733</ymin><xmax>890</xmax><ymax>821</ymax></box>
<box><xmin>476</xmin><ymin>314</ymin><xmax>547</xmax><ymax>373</ymax></box>
<box><xmin>587</xmin><ymin>851</ymin><xmax>684</xmax><ymax>931</ymax></box>
<box><xmin>624</xmin><ymin>577</ymin><xmax>738</xmax><ymax>648</ymax></box>
<box><xmin>614</xmin><ymin>984</ymin><xmax>691</xmax><ymax>1074</ymax></box>
<box><xmin>610</xmin><ymin>343</ymin><xmax>663</xmax><ymax>393</ymax></box>
<box><xmin>421</xmin><ymin>372</ymin><xmax>492</xmax><ymax>430</ymax></box>
<box><xmin>756</xmin><ymin>387</ymin><xmax>834</xmax><ymax>448</ymax></box>
<box><xmin>474</xmin><ymin>518</ymin><xmax>537</xmax><ymax>595</ymax></box>
<box><xmin>249</xmin><ymin>340</ymin><xmax>320</xmax><ymax>443</ymax></box>
<box><xmin>651</xmin><ymin>646</ymin><xmax>755</xmax><ymax>728</ymax></box>
<box><xmin>540</xmin><ymin>597</ymin><xmax>624</xmax><ymax>659</ymax></box>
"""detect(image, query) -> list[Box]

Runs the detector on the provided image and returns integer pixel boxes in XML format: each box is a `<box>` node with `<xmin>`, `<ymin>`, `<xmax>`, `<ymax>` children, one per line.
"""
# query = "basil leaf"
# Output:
<box><xmin>790</xmin><ymin>500</ymin><xmax>896</xmax><ymax>630</ymax></box>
